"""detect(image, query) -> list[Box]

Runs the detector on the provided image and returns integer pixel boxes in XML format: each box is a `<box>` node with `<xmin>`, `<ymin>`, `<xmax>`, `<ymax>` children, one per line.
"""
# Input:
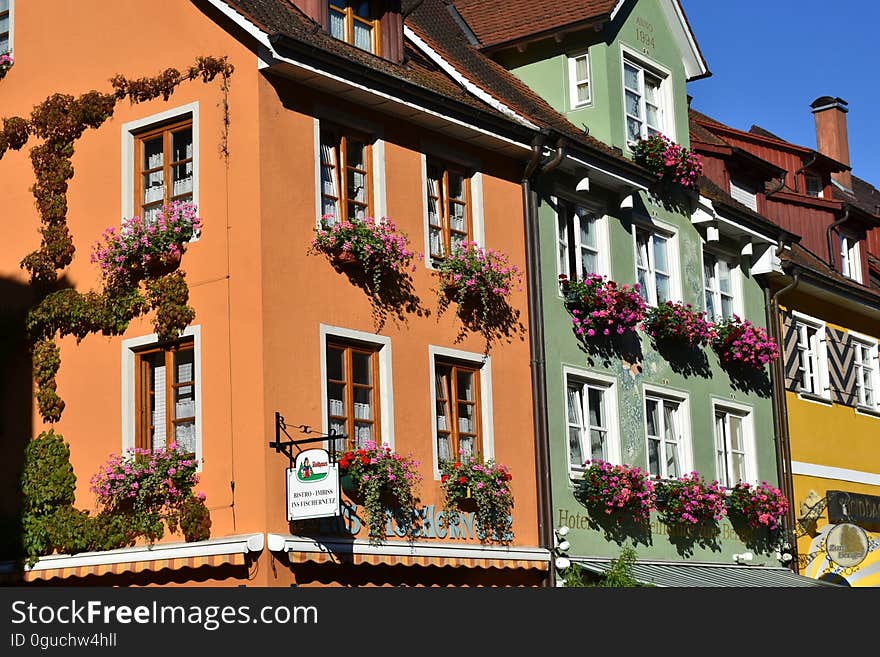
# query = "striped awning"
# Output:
<box><xmin>576</xmin><ymin>559</ymin><xmax>839</xmax><ymax>587</ymax></box>
<box><xmin>268</xmin><ymin>534</ymin><xmax>549</xmax><ymax>570</ymax></box>
<box><xmin>19</xmin><ymin>533</ymin><xmax>264</xmax><ymax>582</ymax></box>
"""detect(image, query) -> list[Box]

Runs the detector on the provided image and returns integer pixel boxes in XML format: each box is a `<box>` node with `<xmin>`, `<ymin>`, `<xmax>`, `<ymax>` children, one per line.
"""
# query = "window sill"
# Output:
<box><xmin>855</xmin><ymin>405</ymin><xmax>880</xmax><ymax>419</ymax></box>
<box><xmin>796</xmin><ymin>391</ymin><xmax>833</xmax><ymax>407</ymax></box>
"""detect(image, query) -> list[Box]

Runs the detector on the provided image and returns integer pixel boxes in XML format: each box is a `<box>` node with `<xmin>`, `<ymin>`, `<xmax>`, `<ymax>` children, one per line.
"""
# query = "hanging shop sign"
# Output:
<box><xmin>827</xmin><ymin>490</ymin><xmax>880</xmax><ymax>529</ymax></box>
<box><xmin>825</xmin><ymin>523</ymin><xmax>869</xmax><ymax>568</ymax></box>
<box><xmin>287</xmin><ymin>448</ymin><xmax>340</xmax><ymax>522</ymax></box>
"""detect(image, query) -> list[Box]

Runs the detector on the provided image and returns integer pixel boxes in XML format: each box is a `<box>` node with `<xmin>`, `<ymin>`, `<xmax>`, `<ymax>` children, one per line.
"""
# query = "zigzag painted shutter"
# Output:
<box><xmin>781</xmin><ymin>312</ymin><xmax>800</xmax><ymax>391</ymax></box>
<box><xmin>826</xmin><ymin>328</ymin><xmax>857</xmax><ymax>406</ymax></box>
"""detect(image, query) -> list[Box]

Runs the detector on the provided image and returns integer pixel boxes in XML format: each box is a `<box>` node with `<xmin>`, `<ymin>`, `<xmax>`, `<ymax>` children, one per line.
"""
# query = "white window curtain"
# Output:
<box><xmin>320</xmin><ymin>141</ymin><xmax>339</xmax><ymax>223</ymax></box>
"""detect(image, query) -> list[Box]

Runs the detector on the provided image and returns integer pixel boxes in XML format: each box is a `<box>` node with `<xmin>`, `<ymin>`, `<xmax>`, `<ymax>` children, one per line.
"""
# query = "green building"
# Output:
<box><xmin>454</xmin><ymin>0</ymin><xmax>818</xmax><ymax>585</ymax></box>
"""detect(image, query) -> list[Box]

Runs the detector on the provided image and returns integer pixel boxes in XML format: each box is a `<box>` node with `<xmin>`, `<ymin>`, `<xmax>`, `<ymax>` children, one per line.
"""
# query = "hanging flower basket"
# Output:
<box><xmin>337</xmin><ymin>441</ymin><xmax>421</xmax><ymax>544</ymax></box>
<box><xmin>439</xmin><ymin>453</ymin><xmax>514</xmax><ymax>543</ymax></box>
<box><xmin>0</xmin><ymin>54</ymin><xmax>13</xmax><ymax>80</ymax></box>
<box><xmin>145</xmin><ymin>249</ymin><xmax>184</xmax><ymax>277</ymax></box>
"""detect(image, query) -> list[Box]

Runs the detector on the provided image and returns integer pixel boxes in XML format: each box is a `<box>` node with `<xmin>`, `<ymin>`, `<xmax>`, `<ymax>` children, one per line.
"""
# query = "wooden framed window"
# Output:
<box><xmin>134</xmin><ymin>118</ymin><xmax>194</xmax><ymax>224</ymax></box>
<box><xmin>556</xmin><ymin>201</ymin><xmax>602</xmax><ymax>282</ymax></box>
<box><xmin>644</xmin><ymin>393</ymin><xmax>685</xmax><ymax>480</ymax></box>
<box><xmin>0</xmin><ymin>0</ymin><xmax>11</xmax><ymax>55</ymax></box>
<box><xmin>703</xmin><ymin>252</ymin><xmax>737</xmax><ymax>321</ymax></box>
<box><xmin>635</xmin><ymin>226</ymin><xmax>671</xmax><ymax>306</ymax></box>
<box><xmin>326</xmin><ymin>340</ymin><xmax>381</xmax><ymax>451</ymax></box>
<box><xmin>328</xmin><ymin>0</ymin><xmax>380</xmax><ymax>54</ymax></box>
<box><xmin>714</xmin><ymin>407</ymin><xmax>749</xmax><ymax>488</ymax></box>
<box><xmin>434</xmin><ymin>360</ymin><xmax>481</xmax><ymax>462</ymax></box>
<box><xmin>135</xmin><ymin>339</ymin><xmax>197</xmax><ymax>453</ymax></box>
<box><xmin>320</xmin><ymin>126</ymin><xmax>372</xmax><ymax>225</ymax></box>
<box><xmin>426</xmin><ymin>161</ymin><xmax>471</xmax><ymax>260</ymax></box>
<box><xmin>567</xmin><ymin>53</ymin><xmax>591</xmax><ymax>108</ymax></box>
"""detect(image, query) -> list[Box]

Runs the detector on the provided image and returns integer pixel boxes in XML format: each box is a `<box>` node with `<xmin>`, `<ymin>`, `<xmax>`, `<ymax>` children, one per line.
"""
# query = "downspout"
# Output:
<box><xmin>766</xmin><ymin>253</ymin><xmax>800</xmax><ymax>572</ymax></box>
<box><xmin>826</xmin><ymin>205</ymin><xmax>850</xmax><ymax>272</ymax></box>
<box><xmin>521</xmin><ymin>129</ymin><xmax>554</xmax><ymax>586</ymax></box>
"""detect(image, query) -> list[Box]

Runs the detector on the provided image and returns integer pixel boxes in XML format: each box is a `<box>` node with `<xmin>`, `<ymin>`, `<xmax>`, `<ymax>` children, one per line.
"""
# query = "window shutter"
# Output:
<box><xmin>826</xmin><ymin>328</ymin><xmax>857</xmax><ymax>406</ymax></box>
<box><xmin>730</xmin><ymin>179</ymin><xmax>758</xmax><ymax>212</ymax></box>
<box><xmin>781</xmin><ymin>312</ymin><xmax>800</xmax><ymax>391</ymax></box>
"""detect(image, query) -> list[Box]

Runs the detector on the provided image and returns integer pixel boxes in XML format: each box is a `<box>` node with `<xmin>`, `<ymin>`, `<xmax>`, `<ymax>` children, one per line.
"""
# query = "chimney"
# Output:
<box><xmin>810</xmin><ymin>96</ymin><xmax>852</xmax><ymax>190</ymax></box>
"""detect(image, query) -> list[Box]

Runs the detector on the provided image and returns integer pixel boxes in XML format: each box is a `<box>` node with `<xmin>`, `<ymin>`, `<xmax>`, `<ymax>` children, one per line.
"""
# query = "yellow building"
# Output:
<box><xmin>772</xmin><ymin>245</ymin><xmax>880</xmax><ymax>586</ymax></box>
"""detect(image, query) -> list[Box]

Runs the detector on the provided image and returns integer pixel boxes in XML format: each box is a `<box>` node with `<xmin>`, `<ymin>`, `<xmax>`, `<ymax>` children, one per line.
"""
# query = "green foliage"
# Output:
<box><xmin>21</xmin><ymin>430</ymin><xmax>76</xmax><ymax>515</ymax></box>
<box><xmin>175</xmin><ymin>496</ymin><xmax>212</xmax><ymax>543</ymax></box>
<box><xmin>145</xmin><ymin>272</ymin><xmax>196</xmax><ymax>343</ymax></box>
<box><xmin>439</xmin><ymin>454</ymin><xmax>514</xmax><ymax>543</ymax></box>
<box><xmin>563</xmin><ymin>546</ymin><xmax>648</xmax><ymax>588</ymax></box>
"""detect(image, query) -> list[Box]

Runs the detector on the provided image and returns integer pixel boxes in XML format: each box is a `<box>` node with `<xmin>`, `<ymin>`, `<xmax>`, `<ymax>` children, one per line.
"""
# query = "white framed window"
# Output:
<box><xmin>0</xmin><ymin>0</ymin><xmax>12</xmax><ymax>55</ymax></box>
<box><xmin>713</xmin><ymin>402</ymin><xmax>756</xmax><ymax>488</ymax></box>
<box><xmin>622</xmin><ymin>51</ymin><xmax>668</xmax><ymax>143</ymax></box>
<box><xmin>122</xmin><ymin>326</ymin><xmax>203</xmax><ymax>467</ymax></box>
<box><xmin>702</xmin><ymin>251</ymin><xmax>739</xmax><ymax>321</ymax></box>
<box><xmin>643</xmin><ymin>386</ymin><xmax>691</xmax><ymax>480</ymax></box>
<box><xmin>564</xmin><ymin>368</ymin><xmax>619</xmax><ymax>476</ymax></box>
<box><xmin>793</xmin><ymin>313</ymin><xmax>828</xmax><ymax>399</ymax></box>
<box><xmin>122</xmin><ymin>103</ymin><xmax>200</xmax><ymax>225</ymax></box>
<box><xmin>320</xmin><ymin>325</ymin><xmax>394</xmax><ymax>453</ymax></box>
<box><xmin>839</xmin><ymin>233</ymin><xmax>863</xmax><ymax>283</ymax></box>
<box><xmin>634</xmin><ymin>223</ymin><xmax>676</xmax><ymax>306</ymax></box>
<box><xmin>555</xmin><ymin>198</ymin><xmax>609</xmax><ymax>284</ymax></box>
<box><xmin>567</xmin><ymin>52</ymin><xmax>591</xmax><ymax>109</ymax></box>
<box><xmin>851</xmin><ymin>333</ymin><xmax>879</xmax><ymax>410</ymax></box>
<box><xmin>429</xmin><ymin>345</ymin><xmax>494</xmax><ymax>478</ymax></box>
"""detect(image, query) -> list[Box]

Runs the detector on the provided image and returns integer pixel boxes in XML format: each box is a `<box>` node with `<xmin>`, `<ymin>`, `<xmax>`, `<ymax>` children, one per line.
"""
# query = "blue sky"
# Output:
<box><xmin>680</xmin><ymin>0</ymin><xmax>880</xmax><ymax>188</ymax></box>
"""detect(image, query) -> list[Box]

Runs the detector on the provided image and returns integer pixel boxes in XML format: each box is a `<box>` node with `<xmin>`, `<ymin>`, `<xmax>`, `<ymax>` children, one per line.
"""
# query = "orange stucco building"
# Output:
<box><xmin>0</xmin><ymin>0</ymin><xmax>561</xmax><ymax>586</ymax></box>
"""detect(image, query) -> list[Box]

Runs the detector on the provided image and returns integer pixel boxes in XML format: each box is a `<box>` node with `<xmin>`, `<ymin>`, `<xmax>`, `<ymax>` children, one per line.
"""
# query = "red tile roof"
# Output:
<box><xmin>452</xmin><ymin>0</ymin><xmax>618</xmax><ymax>48</ymax></box>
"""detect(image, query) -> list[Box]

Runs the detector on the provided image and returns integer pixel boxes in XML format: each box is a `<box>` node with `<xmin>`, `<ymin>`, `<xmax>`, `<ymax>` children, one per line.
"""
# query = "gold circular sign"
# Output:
<box><xmin>825</xmin><ymin>523</ymin><xmax>869</xmax><ymax>568</ymax></box>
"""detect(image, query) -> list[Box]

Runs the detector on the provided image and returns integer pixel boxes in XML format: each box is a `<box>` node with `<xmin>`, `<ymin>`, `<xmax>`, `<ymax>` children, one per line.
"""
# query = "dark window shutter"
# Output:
<box><xmin>380</xmin><ymin>1</ymin><xmax>403</xmax><ymax>63</ymax></box>
<box><xmin>826</xmin><ymin>327</ymin><xmax>857</xmax><ymax>406</ymax></box>
<box><xmin>781</xmin><ymin>312</ymin><xmax>800</xmax><ymax>391</ymax></box>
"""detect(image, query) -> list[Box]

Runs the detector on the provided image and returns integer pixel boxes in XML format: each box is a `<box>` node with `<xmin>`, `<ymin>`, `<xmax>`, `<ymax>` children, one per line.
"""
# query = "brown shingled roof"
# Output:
<box><xmin>220</xmin><ymin>0</ymin><xmax>650</xmax><ymax>178</ymax></box>
<box><xmin>831</xmin><ymin>175</ymin><xmax>880</xmax><ymax>218</ymax></box>
<box><xmin>452</xmin><ymin>0</ymin><xmax>617</xmax><ymax>48</ymax></box>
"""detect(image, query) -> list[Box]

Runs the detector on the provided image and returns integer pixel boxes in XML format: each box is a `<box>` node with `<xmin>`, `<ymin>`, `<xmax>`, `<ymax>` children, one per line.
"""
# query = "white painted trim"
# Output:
<box><xmin>660</xmin><ymin>0</ymin><xmax>710</xmax><ymax>81</ymax></box>
<box><xmin>791</xmin><ymin>461</ymin><xmax>880</xmax><ymax>487</ymax></box>
<box><xmin>266</xmin><ymin>533</ymin><xmax>549</xmax><ymax>562</ymax></box>
<box><xmin>642</xmin><ymin>383</ymin><xmax>693</xmax><ymax>477</ymax></box>
<box><xmin>700</xmin><ymin>245</ymin><xmax>745</xmax><ymax>321</ymax></box>
<box><xmin>562</xmin><ymin>366</ymin><xmax>621</xmax><ymax>477</ymax></box>
<box><xmin>372</xmin><ymin>138</ymin><xmax>387</xmax><ymax>219</ymax></box>
<box><xmin>849</xmin><ymin>331</ymin><xmax>880</xmax><ymax>411</ymax></box>
<box><xmin>3</xmin><ymin>0</ymin><xmax>13</xmax><ymax>55</ymax></box>
<box><xmin>471</xmin><ymin>171</ymin><xmax>486</xmax><ymax>247</ymax></box>
<box><xmin>420</xmin><ymin>152</ymin><xmax>432</xmax><ymax>266</ymax></box>
<box><xmin>710</xmin><ymin>398</ymin><xmax>757</xmax><ymax>485</ymax></box>
<box><xmin>791</xmin><ymin>311</ymin><xmax>830</xmax><ymax>400</ymax></box>
<box><xmin>428</xmin><ymin>345</ymin><xmax>494</xmax><ymax>479</ymax></box>
<box><xmin>24</xmin><ymin>533</ymin><xmax>264</xmax><ymax>573</ymax></box>
<box><xmin>313</xmin><ymin>117</ymin><xmax>322</xmax><ymax>227</ymax></box>
<box><xmin>121</xmin><ymin>102</ymin><xmax>200</xmax><ymax>224</ymax></box>
<box><xmin>121</xmin><ymin>325</ymin><xmax>203</xmax><ymax>468</ymax></box>
<box><xmin>404</xmin><ymin>26</ymin><xmax>539</xmax><ymax>129</ymax></box>
<box><xmin>319</xmin><ymin>324</ymin><xmax>395</xmax><ymax>449</ymax></box>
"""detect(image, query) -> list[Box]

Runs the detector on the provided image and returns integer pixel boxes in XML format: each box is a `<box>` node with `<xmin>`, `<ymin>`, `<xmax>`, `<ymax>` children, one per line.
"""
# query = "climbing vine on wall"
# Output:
<box><xmin>0</xmin><ymin>56</ymin><xmax>234</xmax><ymax>422</ymax></box>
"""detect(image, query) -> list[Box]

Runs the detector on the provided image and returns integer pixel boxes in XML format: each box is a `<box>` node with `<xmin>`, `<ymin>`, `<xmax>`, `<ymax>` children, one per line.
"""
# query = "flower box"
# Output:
<box><xmin>711</xmin><ymin>315</ymin><xmax>779</xmax><ymax>371</ymax></box>
<box><xmin>655</xmin><ymin>471</ymin><xmax>727</xmax><ymax>526</ymax></box>
<box><xmin>632</xmin><ymin>134</ymin><xmax>702</xmax><ymax>192</ymax></box>
<box><xmin>560</xmin><ymin>273</ymin><xmax>646</xmax><ymax>338</ymax></box>
<box><xmin>727</xmin><ymin>481</ymin><xmax>789</xmax><ymax>531</ymax></box>
<box><xmin>642</xmin><ymin>300</ymin><xmax>714</xmax><ymax>348</ymax></box>
<box><xmin>575</xmin><ymin>460</ymin><xmax>656</xmax><ymax>523</ymax></box>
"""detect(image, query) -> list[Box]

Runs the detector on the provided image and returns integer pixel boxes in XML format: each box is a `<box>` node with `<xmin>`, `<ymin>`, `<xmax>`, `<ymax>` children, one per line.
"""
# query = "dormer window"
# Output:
<box><xmin>623</xmin><ymin>55</ymin><xmax>666</xmax><ymax>142</ymax></box>
<box><xmin>805</xmin><ymin>174</ymin><xmax>823</xmax><ymax>198</ymax></box>
<box><xmin>329</xmin><ymin>0</ymin><xmax>379</xmax><ymax>54</ymax></box>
